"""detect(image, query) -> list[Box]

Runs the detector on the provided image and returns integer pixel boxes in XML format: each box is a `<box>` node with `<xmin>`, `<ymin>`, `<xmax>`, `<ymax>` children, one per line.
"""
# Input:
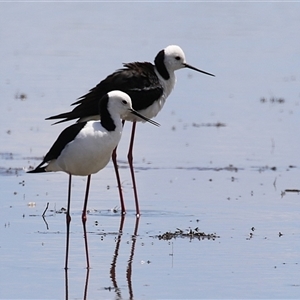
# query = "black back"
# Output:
<box><xmin>46</xmin><ymin>62</ymin><xmax>164</xmax><ymax>124</ymax></box>
<box><xmin>28</xmin><ymin>122</ymin><xmax>87</xmax><ymax>172</ymax></box>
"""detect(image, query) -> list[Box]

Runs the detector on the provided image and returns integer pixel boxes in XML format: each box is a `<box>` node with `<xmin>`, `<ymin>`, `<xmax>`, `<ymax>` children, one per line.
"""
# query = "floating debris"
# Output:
<box><xmin>15</xmin><ymin>92</ymin><xmax>27</xmax><ymax>100</ymax></box>
<box><xmin>56</xmin><ymin>207</ymin><xmax>67</xmax><ymax>213</ymax></box>
<box><xmin>175</xmin><ymin>164</ymin><xmax>240</xmax><ymax>172</ymax></box>
<box><xmin>0</xmin><ymin>152</ymin><xmax>14</xmax><ymax>160</ymax></box>
<box><xmin>0</xmin><ymin>167</ymin><xmax>24</xmax><ymax>176</ymax></box>
<box><xmin>253</xmin><ymin>165</ymin><xmax>277</xmax><ymax>173</ymax></box>
<box><xmin>284</xmin><ymin>189</ymin><xmax>300</xmax><ymax>193</ymax></box>
<box><xmin>281</xmin><ymin>189</ymin><xmax>300</xmax><ymax>197</ymax></box>
<box><xmin>153</xmin><ymin>227</ymin><xmax>219</xmax><ymax>241</ymax></box>
<box><xmin>260</xmin><ymin>96</ymin><xmax>285</xmax><ymax>104</ymax></box>
<box><xmin>192</xmin><ymin>122</ymin><xmax>226</xmax><ymax>128</ymax></box>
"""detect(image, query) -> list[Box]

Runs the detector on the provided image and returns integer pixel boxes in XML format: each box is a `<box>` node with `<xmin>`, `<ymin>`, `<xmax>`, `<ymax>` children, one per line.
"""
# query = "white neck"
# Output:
<box><xmin>155</xmin><ymin>68</ymin><xmax>176</xmax><ymax>99</ymax></box>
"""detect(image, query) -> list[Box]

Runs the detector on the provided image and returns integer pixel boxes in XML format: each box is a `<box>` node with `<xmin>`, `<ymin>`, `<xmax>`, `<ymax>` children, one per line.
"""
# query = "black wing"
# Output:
<box><xmin>46</xmin><ymin>62</ymin><xmax>163</xmax><ymax>124</ymax></box>
<box><xmin>28</xmin><ymin>122</ymin><xmax>87</xmax><ymax>173</ymax></box>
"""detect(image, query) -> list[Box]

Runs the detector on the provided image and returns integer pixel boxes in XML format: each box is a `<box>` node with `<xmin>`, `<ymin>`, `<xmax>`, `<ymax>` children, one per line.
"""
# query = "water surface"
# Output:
<box><xmin>1</xmin><ymin>3</ymin><xmax>300</xmax><ymax>299</ymax></box>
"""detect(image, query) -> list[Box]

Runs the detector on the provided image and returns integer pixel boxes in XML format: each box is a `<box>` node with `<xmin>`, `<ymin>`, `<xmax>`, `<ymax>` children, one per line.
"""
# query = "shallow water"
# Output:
<box><xmin>1</xmin><ymin>3</ymin><xmax>300</xmax><ymax>299</ymax></box>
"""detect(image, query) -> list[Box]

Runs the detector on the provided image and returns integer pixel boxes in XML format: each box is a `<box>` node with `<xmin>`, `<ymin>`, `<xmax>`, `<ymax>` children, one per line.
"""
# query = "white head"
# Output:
<box><xmin>106</xmin><ymin>90</ymin><xmax>133</xmax><ymax>116</ymax></box>
<box><xmin>105</xmin><ymin>91</ymin><xmax>160</xmax><ymax>126</ymax></box>
<box><xmin>154</xmin><ymin>45</ymin><xmax>215</xmax><ymax>79</ymax></box>
<box><xmin>163</xmin><ymin>45</ymin><xmax>187</xmax><ymax>72</ymax></box>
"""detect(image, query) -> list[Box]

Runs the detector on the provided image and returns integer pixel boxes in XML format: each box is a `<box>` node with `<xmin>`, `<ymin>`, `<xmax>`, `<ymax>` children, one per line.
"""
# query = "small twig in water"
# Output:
<box><xmin>285</xmin><ymin>189</ymin><xmax>300</xmax><ymax>193</ymax></box>
<box><xmin>42</xmin><ymin>202</ymin><xmax>49</xmax><ymax>216</ymax></box>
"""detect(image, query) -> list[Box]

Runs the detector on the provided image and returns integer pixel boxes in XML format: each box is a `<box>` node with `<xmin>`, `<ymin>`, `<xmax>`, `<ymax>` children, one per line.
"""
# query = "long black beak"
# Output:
<box><xmin>184</xmin><ymin>63</ymin><xmax>215</xmax><ymax>77</ymax></box>
<box><xmin>130</xmin><ymin>109</ymin><xmax>160</xmax><ymax>127</ymax></box>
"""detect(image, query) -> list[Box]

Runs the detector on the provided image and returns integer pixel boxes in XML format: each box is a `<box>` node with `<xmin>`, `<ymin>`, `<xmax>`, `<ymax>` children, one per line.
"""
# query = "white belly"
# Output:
<box><xmin>46</xmin><ymin>122</ymin><xmax>122</xmax><ymax>176</ymax></box>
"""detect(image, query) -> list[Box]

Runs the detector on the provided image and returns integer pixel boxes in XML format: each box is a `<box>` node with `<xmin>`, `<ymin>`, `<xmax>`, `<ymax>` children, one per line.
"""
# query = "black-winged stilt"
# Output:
<box><xmin>28</xmin><ymin>90</ymin><xmax>159</xmax><ymax>269</ymax></box>
<box><xmin>46</xmin><ymin>45</ymin><xmax>214</xmax><ymax>214</ymax></box>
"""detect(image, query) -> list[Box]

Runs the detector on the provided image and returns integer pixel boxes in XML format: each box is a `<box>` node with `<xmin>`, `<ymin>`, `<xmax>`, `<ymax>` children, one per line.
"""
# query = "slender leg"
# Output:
<box><xmin>133</xmin><ymin>215</ymin><xmax>140</xmax><ymax>237</ymax></box>
<box><xmin>127</xmin><ymin>122</ymin><xmax>140</xmax><ymax>216</ymax></box>
<box><xmin>82</xmin><ymin>175</ymin><xmax>91</xmax><ymax>269</ymax></box>
<box><xmin>65</xmin><ymin>174</ymin><xmax>72</xmax><ymax>270</ymax></box>
<box><xmin>112</xmin><ymin>120</ymin><xmax>126</xmax><ymax>214</ymax></box>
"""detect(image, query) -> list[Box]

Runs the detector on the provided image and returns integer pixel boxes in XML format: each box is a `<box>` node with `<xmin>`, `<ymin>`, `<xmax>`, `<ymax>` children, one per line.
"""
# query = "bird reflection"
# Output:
<box><xmin>126</xmin><ymin>217</ymin><xmax>139</xmax><ymax>299</ymax></box>
<box><xmin>64</xmin><ymin>268</ymin><xmax>68</xmax><ymax>300</ymax></box>
<box><xmin>64</xmin><ymin>266</ymin><xmax>90</xmax><ymax>300</ymax></box>
<box><xmin>83</xmin><ymin>268</ymin><xmax>90</xmax><ymax>300</ymax></box>
<box><xmin>108</xmin><ymin>215</ymin><xmax>140</xmax><ymax>300</ymax></box>
<box><xmin>64</xmin><ymin>215</ymin><xmax>140</xmax><ymax>300</ymax></box>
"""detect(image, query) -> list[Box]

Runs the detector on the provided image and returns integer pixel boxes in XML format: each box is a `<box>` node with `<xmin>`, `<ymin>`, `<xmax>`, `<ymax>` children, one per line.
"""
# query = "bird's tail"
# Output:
<box><xmin>45</xmin><ymin>112</ymin><xmax>75</xmax><ymax>124</ymax></box>
<box><xmin>27</xmin><ymin>166</ymin><xmax>46</xmax><ymax>173</ymax></box>
<box><xmin>46</xmin><ymin>99</ymin><xmax>99</xmax><ymax>125</ymax></box>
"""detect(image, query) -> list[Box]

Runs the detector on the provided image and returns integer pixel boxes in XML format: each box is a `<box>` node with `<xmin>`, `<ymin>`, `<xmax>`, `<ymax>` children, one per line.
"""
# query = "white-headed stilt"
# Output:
<box><xmin>46</xmin><ymin>45</ymin><xmax>214</xmax><ymax>215</ymax></box>
<box><xmin>28</xmin><ymin>90</ymin><xmax>159</xmax><ymax>269</ymax></box>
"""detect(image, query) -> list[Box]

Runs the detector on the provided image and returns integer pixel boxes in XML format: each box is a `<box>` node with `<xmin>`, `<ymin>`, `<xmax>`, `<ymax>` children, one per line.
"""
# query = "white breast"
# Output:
<box><xmin>46</xmin><ymin>121</ymin><xmax>122</xmax><ymax>176</ymax></box>
<box><xmin>123</xmin><ymin>70</ymin><xmax>176</xmax><ymax>122</ymax></box>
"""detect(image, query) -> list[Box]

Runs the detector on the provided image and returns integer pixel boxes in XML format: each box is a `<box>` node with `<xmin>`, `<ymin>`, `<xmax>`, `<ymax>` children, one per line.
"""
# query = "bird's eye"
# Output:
<box><xmin>122</xmin><ymin>100</ymin><xmax>127</xmax><ymax>104</ymax></box>
<box><xmin>175</xmin><ymin>56</ymin><xmax>181</xmax><ymax>61</ymax></box>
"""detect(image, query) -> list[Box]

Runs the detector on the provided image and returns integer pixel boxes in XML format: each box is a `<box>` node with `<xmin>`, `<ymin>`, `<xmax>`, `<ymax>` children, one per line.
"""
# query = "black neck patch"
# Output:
<box><xmin>154</xmin><ymin>50</ymin><xmax>170</xmax><ymax>80</ymax></box>
<box><xmin>99</xmin><ymin>94</ymin><xmax>116</xmax><ymax>131</ymax></box>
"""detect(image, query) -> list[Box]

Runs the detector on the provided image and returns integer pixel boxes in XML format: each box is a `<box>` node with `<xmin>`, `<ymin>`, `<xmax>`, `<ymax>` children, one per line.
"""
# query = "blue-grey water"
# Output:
<box><xmin>1</xmin><ymin>2</ymin><xmax>300</xmax><ymax>299</ymax></box>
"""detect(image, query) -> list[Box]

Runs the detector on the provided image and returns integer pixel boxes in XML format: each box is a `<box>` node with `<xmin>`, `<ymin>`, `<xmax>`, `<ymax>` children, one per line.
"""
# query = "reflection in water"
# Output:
<box><xmin>64</xmin><ymin>267</ymin><xmax>90</xmax><ymax>300</ymax></box>
<box><xmin>109</xmin><ymin>216</ymin><xmax>140</xmax><ymax>300</ymax></box>
<box><xmin>109</xmin><ymin>215</ymin><xmax>125</xmax><ymax>298</ymax></box>
<box><xmin>83</xmin><ymin>268</ymin><xmax>90</xmax><ymax>300</ymax></box>
<box><xmin>126</xmin><ymin>217</ymin><xmax>139</xmax><ymax>299</ymax></box>
<box><xmin>65</xmin><ymin>268</ymin><xmax>68</xmax><ymax>300</ymax></box>
<box><xmin>64</xmin><ymin>215</ymin><xmax>140</xmax><ymax>299</ymax></box>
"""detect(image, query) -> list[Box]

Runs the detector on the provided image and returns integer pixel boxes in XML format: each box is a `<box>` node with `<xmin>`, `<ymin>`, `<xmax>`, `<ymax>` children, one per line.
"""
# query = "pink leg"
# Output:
<box><xmin>112</xmin><ymin>120</ymin><xmax>126</xmax><ymax>215</ymax></box>
<box><xmin>127</xmin><ymin>122</ymin><xmax>140</xmax><ymax>216</ymax></box>
<box><xmin>65</xmin><ymin>174</ymin><xmax>72</xmax><ymax>270</ymax></box>
<box><xmin>133</xmin><ymin>215</ymin><xmax>140</xmax><ymax>236</ymax></box>
<box><xmin>82</xmin><ymin>175</ymin><xmax>91</xmax><ymax>269</ymax></box>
